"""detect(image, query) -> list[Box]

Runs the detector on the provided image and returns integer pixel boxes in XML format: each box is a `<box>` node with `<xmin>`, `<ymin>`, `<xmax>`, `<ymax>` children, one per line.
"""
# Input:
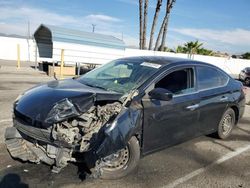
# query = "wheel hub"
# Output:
<box><xmin>246</xmin><ymin>78</ymin><xmax>250</xmax><ymax>85</ymax></box>
<box><xmin>102</xmin><ymin>147</ymin><xmax>129</xmax><ymax>171</ymax></box>
<box><xmin>222</xmin><ymin>114</ymin><xmax>233</xmax><ymax>135</ymax></box>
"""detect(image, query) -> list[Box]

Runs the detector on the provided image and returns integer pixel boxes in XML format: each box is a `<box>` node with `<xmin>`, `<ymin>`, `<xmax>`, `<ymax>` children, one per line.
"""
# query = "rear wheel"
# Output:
<box><xmin>99</xmin><ymin>136</ymin><xmax>140</xmax><ymax>180</ymax></box>
<box><xmin>215</xmin><ymin>108</ymin><xmax>235</xmax><ymax>139</ymax></box>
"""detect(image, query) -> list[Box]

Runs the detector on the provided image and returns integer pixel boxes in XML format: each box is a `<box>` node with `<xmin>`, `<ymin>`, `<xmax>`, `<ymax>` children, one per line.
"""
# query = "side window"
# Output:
<box><xmin>155</xmin><ymin>68</ymin><xmax>195</xmax><ymax>95</ymax></box>
<box><xmin>197</xmin><ymin>66</ymin><xmax>229</xmax><ymax>90</ymax></box>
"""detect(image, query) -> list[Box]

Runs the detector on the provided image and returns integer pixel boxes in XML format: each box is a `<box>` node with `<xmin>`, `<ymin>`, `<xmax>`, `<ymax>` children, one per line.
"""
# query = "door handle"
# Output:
<box><xmin>186</xmin><ymin>104</ymin><xmax>199</xmax><ymax>111</ymax></box>
<box><xmin>220</xmin><ymin>96</ymin><xmax>228</xmax><ymax>101</ymax></box>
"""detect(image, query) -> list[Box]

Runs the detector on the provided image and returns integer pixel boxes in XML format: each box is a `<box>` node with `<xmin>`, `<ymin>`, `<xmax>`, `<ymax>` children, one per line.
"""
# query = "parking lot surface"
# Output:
<box><xmin>0</xmin><ymin>61</ymin><xmax>250</xmax><ymax>188</ymax></box>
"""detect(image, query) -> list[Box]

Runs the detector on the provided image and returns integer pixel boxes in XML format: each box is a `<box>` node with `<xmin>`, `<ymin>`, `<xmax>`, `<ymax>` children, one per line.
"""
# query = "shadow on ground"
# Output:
<box><xmin>0</xmin><ymin>173</ymin><xmax>28</xmax><ymax>188</ymax></box>
<box><xmin>0</xmin><ymin>160</ymin><xmax>98</xmax><ymax>188</ymax></box>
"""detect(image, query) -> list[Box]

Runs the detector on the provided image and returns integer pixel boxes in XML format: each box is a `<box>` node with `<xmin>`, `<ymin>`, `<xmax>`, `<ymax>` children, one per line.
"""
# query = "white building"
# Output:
<box><xmin>0</xmin><ymin>24</ymin><xmax>250</xmax><ymax>77</ymax></box>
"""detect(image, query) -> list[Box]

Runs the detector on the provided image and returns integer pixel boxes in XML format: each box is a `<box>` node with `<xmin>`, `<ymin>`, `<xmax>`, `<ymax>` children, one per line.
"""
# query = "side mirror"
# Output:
<box><xmin>148</xmin><ymin>88</ymin><xmax>173</xmax><ymax>101</ymax></box>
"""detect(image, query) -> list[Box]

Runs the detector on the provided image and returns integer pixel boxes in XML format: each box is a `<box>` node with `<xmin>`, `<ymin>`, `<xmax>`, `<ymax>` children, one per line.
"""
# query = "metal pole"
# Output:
<box><xmin>92</xmin><ymin>24</ymin><xmax>96</xmax><ymax>33</ymax></box>
<box><xmin>27</xmin><ymin>21</ymin><xmax>30</xmax><ymax>62</ymax></box>
<box><xmin>60</xmin><ymin>49</ymin><xmax>64</xmax><ymax>79</ymax></box>
<box><xmin>53</xmin><ymin>61</ymin><xmax>55</xmax><ymax>71</ymax></box>
<box><xmin>35</xmin><ymin>43</ymin><xmax>38</xmax><ymax>70</ymax></box>
<box><xmin>17</xmin><ymin>44</ymin><xmax>20</xmax><ymax>69</ymax></box>
<box><xmin>77</xmin><ymin>62</ymin><xmax>80</xmax><ymax>76</ymax></box>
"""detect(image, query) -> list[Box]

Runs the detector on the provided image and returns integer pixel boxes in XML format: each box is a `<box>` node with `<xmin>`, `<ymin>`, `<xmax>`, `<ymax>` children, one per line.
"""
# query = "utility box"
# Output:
<box><xmin>48</xmin><ymin>66</ymin><xmax>76</xmax><ymax>77</ymax></box>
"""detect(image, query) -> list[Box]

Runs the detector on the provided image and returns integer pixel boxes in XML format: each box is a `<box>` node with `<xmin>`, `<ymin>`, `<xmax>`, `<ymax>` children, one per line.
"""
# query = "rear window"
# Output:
<box><xmin>197</xmin><ymin>66</ymin><xmax>229</xmax><ymax>90</ymax></box>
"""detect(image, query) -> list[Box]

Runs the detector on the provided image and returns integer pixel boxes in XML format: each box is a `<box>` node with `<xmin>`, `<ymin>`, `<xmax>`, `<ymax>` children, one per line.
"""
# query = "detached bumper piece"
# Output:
<box><xmin>5</xmin><ymin>127</ymin><xmax>75</xmax><ymax>173</ymax></box>
<box><xmin>5</xmin><ymin>138</ymin><xmax>43</xmax><ymax>164</ymax></box>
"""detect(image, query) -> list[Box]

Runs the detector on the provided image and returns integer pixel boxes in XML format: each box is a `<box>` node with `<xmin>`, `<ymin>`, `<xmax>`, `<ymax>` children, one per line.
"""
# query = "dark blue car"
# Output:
<box><xmin>5</xmin><ymin>56</ymin><xmax>245</xmax><ymax>179</ymax></box>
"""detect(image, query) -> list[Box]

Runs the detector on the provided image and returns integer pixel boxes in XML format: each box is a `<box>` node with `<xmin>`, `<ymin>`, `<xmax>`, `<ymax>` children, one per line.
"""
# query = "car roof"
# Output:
<box><xmin>118</xmin><ymin>56</ymin><xmax>208</xmax><ymax>66</ymax></box>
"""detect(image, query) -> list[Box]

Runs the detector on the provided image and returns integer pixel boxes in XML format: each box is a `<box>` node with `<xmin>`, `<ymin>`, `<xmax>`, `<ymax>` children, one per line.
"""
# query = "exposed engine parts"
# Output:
<box><xmin>51</xmin><ymin>102</ymin><xmax>122</xmax><ymax>153</ymax></box>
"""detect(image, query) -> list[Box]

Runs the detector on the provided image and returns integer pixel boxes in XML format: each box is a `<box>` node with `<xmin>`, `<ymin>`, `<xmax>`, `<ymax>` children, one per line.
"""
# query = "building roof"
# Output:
<box><xmin>34</xmin><ymin>24</ymin><xmax>125</xmax><ymax>50</ymax></box>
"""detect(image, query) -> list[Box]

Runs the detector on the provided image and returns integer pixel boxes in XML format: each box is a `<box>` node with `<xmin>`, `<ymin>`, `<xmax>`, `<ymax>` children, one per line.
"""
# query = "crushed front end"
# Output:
<box><xmin>5</xmin><ymin>100</ymin><xmax>124</xmax><ymax>173</ymax></box>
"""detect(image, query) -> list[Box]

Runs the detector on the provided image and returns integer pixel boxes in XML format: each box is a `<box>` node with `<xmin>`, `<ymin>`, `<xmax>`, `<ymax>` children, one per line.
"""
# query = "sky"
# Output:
<box><xmin>0</xmin><ymin>0</ymin><xmax>250</xmax><ymax>54</ymax></box>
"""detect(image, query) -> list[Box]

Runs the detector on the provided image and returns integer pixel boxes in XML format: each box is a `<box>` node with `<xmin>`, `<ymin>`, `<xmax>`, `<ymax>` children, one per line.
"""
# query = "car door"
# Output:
<box><xmin>141</xmin><ymin>66</ymin><xmax>200</xmax><ymax>154</ymax></box>
<box><xmin>196</xmin><ymin>65</ymin><xmax>231</xmax><ymax>133</ymax></box>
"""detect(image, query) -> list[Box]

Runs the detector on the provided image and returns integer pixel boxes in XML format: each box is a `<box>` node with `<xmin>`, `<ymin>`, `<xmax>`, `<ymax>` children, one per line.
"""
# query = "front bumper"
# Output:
<box><xmin>5</xmin><ymin>127</ymin><xmax>54</xmax><ymax>164</ymax></box>
<box><xmin>12</xmin><ymin>118</ymin><xmax>72</xmax><ymax>148</ymax></box>
<box><xmin>5</xmin><ymin>126</ymin><xmax>74</xmax><ymax>173</ymax></box>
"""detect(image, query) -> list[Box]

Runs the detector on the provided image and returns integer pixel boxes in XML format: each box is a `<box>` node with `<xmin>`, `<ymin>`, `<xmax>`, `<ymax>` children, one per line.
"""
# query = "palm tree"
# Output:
<box><xmin>197</xmin><ymin>48</ymin><xmax>214</xmax><ymax>56</ymax></box>
<box><xmin>154</xmin><ymin>0</ymin><xmax>176</xmax><ymax>51</ymax></box>
<box><xmin>174</xmin><ymin>41</ymin><xmax>215</xmax><ymax>56</ymax></box>
<box><xmin>184</xmin><ymin>40</ymin><xmax>203</xmax><ymax>58</ymax></box>
<box><xmin>148</xmin><ymin>0</ymin><xmax>163</xmax><ymax>50</ymax></box>
<box><xmin>142</xmin><ymin>0</ymin><xmax>148</xmax><ymax>49</ymax></box>
<box><xmin>175</xmin><ymin>45</ymin><xmax>185</xmax><ymax>53</ymax></box>
<box><xmin>139</xmin><ymin>0</ymin><xmax>143</xmax><ymax>49</ymax></box>
<box><xmin>242</xmin><ymin>52</ymin><xmax>250</xmax><ymax>59</ymax></box>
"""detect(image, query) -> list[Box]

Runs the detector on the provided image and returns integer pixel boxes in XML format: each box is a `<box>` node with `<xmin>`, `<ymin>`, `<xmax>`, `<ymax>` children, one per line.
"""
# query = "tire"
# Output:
<box><xmin>99</xmin><ymin>136</ymin><xmax>140</xmax><ymax>180</ymax></box>
<box><xmin>245</xmin><ymin>78</ymin><xmax>250</xmax><ymax>86</ymax></box>
<box><xmin>215</xmin><ymin>108</ymin><xmax>236</xmax><ymax>139</ymax></box>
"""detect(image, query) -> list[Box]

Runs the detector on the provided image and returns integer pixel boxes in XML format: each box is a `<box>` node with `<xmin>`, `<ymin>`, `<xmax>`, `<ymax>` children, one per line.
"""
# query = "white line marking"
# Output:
<box><xmin>0</xmin><ymin>119</ymin><xmax>12</xmax><ymax>123</ymax></box>
<box><xmin>163</xmin><ymin>144</ymin><xmax>250</xmax><ymax>188</ymax></box>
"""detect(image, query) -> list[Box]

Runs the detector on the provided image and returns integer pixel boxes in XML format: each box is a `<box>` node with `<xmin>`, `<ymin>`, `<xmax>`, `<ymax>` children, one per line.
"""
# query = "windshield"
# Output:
<box><xmin>77</xmin><ymin>59</ymin><xmax>161</xmax><ymax>94</ymax></box>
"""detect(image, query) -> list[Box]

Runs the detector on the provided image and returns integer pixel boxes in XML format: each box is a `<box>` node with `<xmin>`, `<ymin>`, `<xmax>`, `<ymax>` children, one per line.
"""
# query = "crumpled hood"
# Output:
<box><xmin>14</xmin><ymin>79</ymin><xmax>122</xmax><ymax>123</ymax></box>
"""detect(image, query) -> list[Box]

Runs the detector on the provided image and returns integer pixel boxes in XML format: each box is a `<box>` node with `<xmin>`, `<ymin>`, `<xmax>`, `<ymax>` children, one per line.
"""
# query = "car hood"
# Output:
<box><xmin>14</xmin><ymin>79</ymin><xmax>123</xmax><ymax>124</ymax></box>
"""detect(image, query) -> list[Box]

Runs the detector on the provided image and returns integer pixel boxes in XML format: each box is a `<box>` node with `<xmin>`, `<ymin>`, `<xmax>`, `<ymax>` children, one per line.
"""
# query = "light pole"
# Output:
<box><xmin>92</xmin><ymin>24</ymin><xmax>96</xmax><ymax>33</ymax></box>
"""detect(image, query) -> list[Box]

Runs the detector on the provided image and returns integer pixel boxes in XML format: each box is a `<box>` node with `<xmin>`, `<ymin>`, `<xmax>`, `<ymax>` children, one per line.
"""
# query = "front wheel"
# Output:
<box><xmin>245</xmin><ymin>78</ymin><xmax>250</xmax><ymax>86</ymax></box>
<box><xmin>215</xmin><ymin>108</ymin><xmax>236</xmax><ymax>139</ymax></box>
<box><xmin>98</xmin><ymin>136</ymin><xmax>140</xmax><ymax>180</ymax></box>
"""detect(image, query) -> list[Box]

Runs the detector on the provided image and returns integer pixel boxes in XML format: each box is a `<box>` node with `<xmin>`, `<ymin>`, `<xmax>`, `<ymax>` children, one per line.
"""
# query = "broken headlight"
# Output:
<box><xmin>45</xmin><ymin>98</ymin><xmax>80</xmax><ymax>123</ymax></box>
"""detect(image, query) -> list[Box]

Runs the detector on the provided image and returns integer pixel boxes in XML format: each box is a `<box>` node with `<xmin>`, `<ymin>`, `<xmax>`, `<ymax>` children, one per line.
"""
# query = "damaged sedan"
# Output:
<box><xmin>5</xmin><ymin>56</ymin><xmax>245</xmax><ymax>179</ymax></box>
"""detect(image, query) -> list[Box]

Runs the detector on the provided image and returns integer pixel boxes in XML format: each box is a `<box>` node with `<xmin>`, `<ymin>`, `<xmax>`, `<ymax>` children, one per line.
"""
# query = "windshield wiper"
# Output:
<box><xmin>93</xmin><ymin>85</ymin><xmax>109</xmax><ymax>91</ymax></box>
<box><xmin>84</xmin><ymin>83</ymin><xmax>109</xmax><ymax>91</ymax></box>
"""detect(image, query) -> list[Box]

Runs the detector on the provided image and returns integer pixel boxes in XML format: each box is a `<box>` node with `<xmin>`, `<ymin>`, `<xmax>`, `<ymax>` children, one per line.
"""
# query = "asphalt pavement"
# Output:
<box><xmin>0</xmin><ymin>61</ymin><xmax>250</xmax><ymax>188</ymax></box>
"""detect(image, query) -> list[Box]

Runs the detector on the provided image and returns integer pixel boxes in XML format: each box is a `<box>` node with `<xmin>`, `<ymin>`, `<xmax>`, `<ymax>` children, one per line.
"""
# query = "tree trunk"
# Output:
<box><xmin>160</xmin><ymin>0</ymin><xmax>176</xmax><ymax>51</ymax></box>
<box><xmin>142</xmin><ymin>0</ymin><xmax>148</xmax><ymax>49</ymax></box>
<box><xmin>159</xmin><ymin>14</ymin><xmax>170</xmax><ymax>51</ymax></box>
<box><xmin>148</xmin><ymin>0</ymin><xmax>162</xmax><ymax>50</ymax></box>
<box><xmin>154</xmin><ymin>15</ymin><xmax>167</xmax><ymax>51</ymax></box>
<box><xmin>139</xmin><ymin>0</ymin><xmax>143</xmax><ymax>49</ymax></box>
<box><xmin>154</xmin><ymin>0</ymin><xmax>176</xmax><ymax>51</ymax></box>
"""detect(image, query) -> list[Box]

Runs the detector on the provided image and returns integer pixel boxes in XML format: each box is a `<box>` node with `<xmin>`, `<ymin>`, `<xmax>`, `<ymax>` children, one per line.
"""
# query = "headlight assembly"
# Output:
<box><xmin>45</xmin><ymin>98</ymin><xmax>80</xmax><ymax>123</ymax></box>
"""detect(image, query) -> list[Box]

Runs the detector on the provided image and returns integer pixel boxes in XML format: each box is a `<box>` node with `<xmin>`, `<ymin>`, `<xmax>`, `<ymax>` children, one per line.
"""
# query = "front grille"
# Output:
<box><xmin>14</xmin><ymin>119</ymin><xmax>51</xmax><ymax>143</ymax></box>
<box><xmin>13</xmin><ymin>118</ymin><xmax>73</xmax><ymax>149</ymax></box>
